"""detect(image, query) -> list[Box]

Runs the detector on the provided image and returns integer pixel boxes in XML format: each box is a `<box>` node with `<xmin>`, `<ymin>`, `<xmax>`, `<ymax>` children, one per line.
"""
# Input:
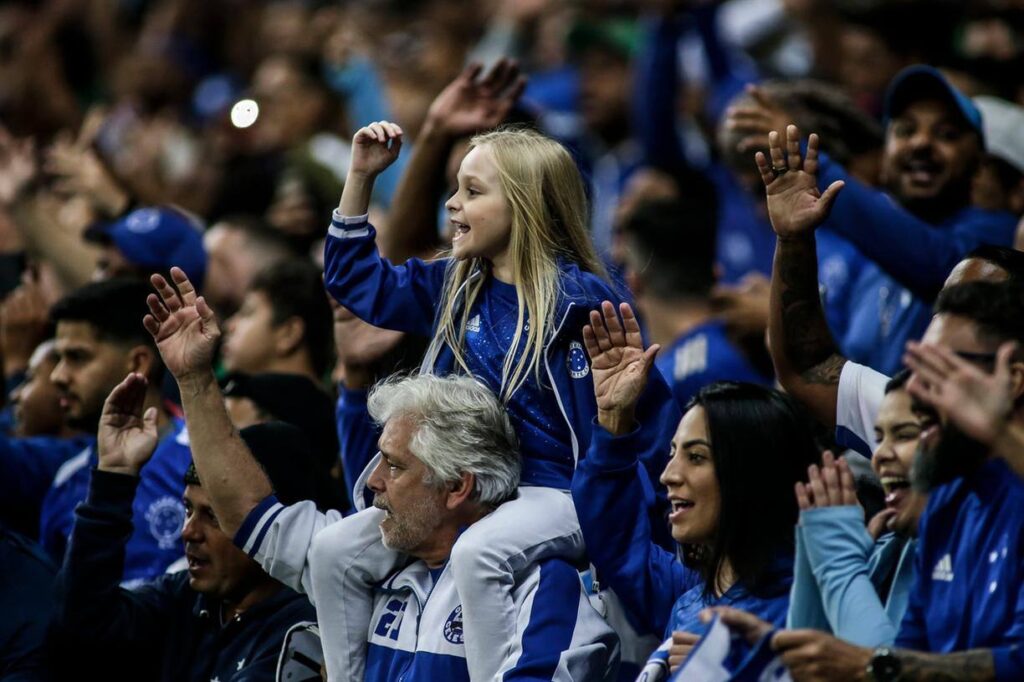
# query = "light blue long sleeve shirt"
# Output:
<box><xmin>788</xmin><ymin>505</ymin><xmax>916</xmax><ymax>647</ymax></box>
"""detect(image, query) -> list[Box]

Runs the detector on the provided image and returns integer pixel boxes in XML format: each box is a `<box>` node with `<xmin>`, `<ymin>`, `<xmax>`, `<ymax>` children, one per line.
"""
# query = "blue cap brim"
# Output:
<box><xmin>883</xmin><ymin>65</ymin><xmax>984</xmax><ymax>144</ymax></box>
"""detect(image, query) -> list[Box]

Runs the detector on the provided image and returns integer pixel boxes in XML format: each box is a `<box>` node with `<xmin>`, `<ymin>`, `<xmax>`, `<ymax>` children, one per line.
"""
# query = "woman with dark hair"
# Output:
<box><xmin>573</xmin><ymin>302</ymin><xmax>821</xmax><ymax>678</ymax></box>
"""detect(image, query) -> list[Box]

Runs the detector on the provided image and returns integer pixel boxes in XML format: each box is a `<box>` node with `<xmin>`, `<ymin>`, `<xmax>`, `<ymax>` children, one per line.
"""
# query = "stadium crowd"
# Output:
<box><xmin>2</xmin><ymin>0</ymin><xmax>1024</xmax><ymax>680</ymax></box>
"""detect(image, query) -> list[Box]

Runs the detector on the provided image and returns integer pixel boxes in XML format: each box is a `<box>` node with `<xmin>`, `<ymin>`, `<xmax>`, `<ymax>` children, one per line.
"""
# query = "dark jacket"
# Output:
<box><xmin>52</xmin><ymin>469</ymin><xmax>320</xmax><ymax>681</ymax></box>
<box><xmin>0</xmin><ymin>523</ymin><xmax>56</xmax><ymax>681</ymax></box>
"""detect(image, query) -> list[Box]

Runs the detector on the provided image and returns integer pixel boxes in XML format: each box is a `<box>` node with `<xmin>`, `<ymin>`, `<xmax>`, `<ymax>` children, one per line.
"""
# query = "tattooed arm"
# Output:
<box><xmin>756</xmin><ymin>125</ymin><xmax>847</xmax><ymax>429</ymax></box>
<box><xmin>769</xmin><ymin>233</ymin><xmax>846</xmax><ymax>429</ymax></box>
<box><xmin>894</xmin><ymin>649</ymin><xmax>995</xmax><ymax>682</ymax></box>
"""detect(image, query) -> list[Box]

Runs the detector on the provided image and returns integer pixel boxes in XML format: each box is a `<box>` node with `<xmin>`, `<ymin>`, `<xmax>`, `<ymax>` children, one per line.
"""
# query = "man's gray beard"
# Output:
<box><xmin>375</xmin><ymin>494</ymin><xmax>444</xmax><ymax>555</ymax></box>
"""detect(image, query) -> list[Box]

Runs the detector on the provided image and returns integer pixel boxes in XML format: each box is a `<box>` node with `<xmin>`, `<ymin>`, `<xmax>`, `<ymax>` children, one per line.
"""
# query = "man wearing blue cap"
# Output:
<box><xmin>754</xmin><ymin>65</ymin><xmax>1018</xmax><ymax>386</ymax></box>
<box><xmin>85</xmin><ymin>206</ymin><xmax>208</xmax><ymax>287</ymax></box>
<box><xmin>810</xmin><ymin>65</ymin><xmax>1018</xmax><ymax>376</ymax></box>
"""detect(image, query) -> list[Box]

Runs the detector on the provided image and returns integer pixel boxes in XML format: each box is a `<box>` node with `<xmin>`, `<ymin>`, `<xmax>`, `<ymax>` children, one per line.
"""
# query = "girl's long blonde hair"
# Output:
<box><xmin>434</xmin><ymin>127</ymin><xmax>607</xmax><ymax>402</ymax></box>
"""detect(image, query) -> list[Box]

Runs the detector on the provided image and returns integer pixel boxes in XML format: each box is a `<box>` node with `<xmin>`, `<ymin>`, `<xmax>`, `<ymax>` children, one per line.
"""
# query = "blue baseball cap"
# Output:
<box><xmin>883</xmin><ymin>65</ymin><xmax>985</xmax><ymax>144</ymax></box>
<box><xmin>85</xmin><ymin>206</ymin><xmax>208</xmax><ymax>285</ymax></box>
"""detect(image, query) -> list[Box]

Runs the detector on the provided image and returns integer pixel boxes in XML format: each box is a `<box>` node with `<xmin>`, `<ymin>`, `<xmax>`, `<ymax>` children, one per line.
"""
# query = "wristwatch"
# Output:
<box><xmin>866</xmin><ymin>647</ymin><xmax>903</xmax><ymax>682</ymax></box>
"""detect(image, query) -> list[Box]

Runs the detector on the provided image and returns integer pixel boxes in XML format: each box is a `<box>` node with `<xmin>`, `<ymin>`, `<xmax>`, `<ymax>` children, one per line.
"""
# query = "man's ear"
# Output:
<box><xmin>1009</xmin><ymin>359</ymin><xmax>1024</xmax><ymax>403</ymax></box>
<box><xmin>445</xmin><ymin>471</ymin><xmax>475</xmax><ymax>511</ymax></box>
<box><xmin>128</xmin><ymin>345</ymin><xmax>157</xmax><ymax>380</ymax></box>
<box><xmin>273</xmin><ymin>316</ymin><xmax>306</xmax><ymax>357</ymax></box>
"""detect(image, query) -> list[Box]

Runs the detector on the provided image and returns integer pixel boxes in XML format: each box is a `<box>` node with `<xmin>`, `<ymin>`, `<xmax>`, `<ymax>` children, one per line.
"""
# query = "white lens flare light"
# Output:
<box><xmin>230</xmin><ymin>99</ymin><xmax>259</xmax><ymax>128</ymax></box>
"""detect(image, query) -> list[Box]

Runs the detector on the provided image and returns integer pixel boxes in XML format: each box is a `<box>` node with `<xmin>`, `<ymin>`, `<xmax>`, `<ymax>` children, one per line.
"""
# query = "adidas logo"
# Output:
<box><xmin>466</xmin><ymin>315</ymin><xmax>481</xmax><ymax>334</ymax></box>
<box><xmin>932</xmin><ymin>554</ymin><xmax>954</xmax><ymax>582</ymax></box>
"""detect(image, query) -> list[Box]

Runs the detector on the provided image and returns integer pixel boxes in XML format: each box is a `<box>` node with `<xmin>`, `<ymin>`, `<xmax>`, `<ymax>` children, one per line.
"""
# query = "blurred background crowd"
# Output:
<box><xmin>3</xmin><ymin>0</ymin><xmax>1024</xmax><ymax>680</ymax></box>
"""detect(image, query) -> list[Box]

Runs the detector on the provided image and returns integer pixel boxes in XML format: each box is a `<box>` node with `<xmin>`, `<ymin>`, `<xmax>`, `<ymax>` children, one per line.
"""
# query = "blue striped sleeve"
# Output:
<box><xmin>233</xmin><ymin>495</ymin><xmax>283</xmax><ymax>557</ymax></box>
<box><xmin>503</xmin><ymin>560</ymin><xmax>582</xmax><ymax>680</ymax></box>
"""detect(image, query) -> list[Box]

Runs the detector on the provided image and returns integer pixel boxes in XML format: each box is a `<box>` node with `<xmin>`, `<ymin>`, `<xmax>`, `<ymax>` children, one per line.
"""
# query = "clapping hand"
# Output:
<box><xmin>725</xmin><ymin>84</ymin><xmax>792</xmax><ymax>156</ymax></box>
<box><xmin>0</xmin><ymin>126</ymin><xmax>38</xmax><ymax>206</ymax></box>
<box><xmin>0</xmin><ymin>269</ymin><xmax>50</xmax><ymax>378</ymax></box>
<box><xmin>795</xmin><ymin>450</ymin><xmax>858</xmax><ymax>510</ymax></box>
<box><xmin>44</xmin><ymin>111</ymin><xmax>129</xmax><ymax>218</ymax></box>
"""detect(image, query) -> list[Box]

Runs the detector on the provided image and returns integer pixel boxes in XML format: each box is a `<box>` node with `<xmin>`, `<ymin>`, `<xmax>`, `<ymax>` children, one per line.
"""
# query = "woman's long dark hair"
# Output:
<box><xmin>680</xmin><ymin>382</ymin><xmax>821</xmax><ymax>599</ymax></box>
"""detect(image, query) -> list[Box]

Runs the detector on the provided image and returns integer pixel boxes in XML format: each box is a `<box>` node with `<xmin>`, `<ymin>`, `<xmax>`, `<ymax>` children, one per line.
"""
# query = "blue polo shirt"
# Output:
<box><xmin>897</xmin><ymin>457</ymin><xmax>1024</xmax><ymax>680</ymax></box>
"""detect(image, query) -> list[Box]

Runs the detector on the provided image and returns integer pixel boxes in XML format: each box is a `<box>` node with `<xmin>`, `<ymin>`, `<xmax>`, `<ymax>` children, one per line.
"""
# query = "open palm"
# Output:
<box><xmin>905</xmin><ymin>341</ymin><xmax>1017</xmax><ymax>445</ymax></box>
<box><xmin>98</xmin><ymin>373</ymin><xmax>159</xmax><ymax>475</ymax></box>
<box><xmin>583</xmin><ymin>301</ymin><xmax>660</xmax><ymax>414</ymax></box>
<box><xmin>755</xmin><ymin>125</ymin><xmax>844</xmax><ymax>239</ymax></box>
<box><xmin>428</xmin><ymin>59</ymin><xmax>526</xmax><ymax>137</ymax></box>
<box><xmin>144</xmin><ymin>267</ymin><xmax>220</xmax><ymax>380</ymax></box>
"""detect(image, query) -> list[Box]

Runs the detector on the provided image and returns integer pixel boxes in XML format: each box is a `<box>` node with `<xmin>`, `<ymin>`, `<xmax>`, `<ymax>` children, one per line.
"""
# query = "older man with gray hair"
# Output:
<box><xmin>142</xmin><ymin>267</ymin><xmax>620</xmax><ymax>682</ymax></box>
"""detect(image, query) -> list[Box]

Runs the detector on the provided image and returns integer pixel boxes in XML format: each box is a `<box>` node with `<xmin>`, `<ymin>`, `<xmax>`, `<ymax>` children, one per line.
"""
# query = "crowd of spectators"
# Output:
<box><xmin>2</xmin><ymin>0</ymin><xmax>1024</xmax><ymax>680</ymax></box>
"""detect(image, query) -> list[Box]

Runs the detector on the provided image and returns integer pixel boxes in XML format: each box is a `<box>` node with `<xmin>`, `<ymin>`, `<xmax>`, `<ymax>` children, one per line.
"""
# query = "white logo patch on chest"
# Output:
<box><xmin>567</xmin><ymin>341</ymin><xmax>590</xmax><ymax>379</ymax></box>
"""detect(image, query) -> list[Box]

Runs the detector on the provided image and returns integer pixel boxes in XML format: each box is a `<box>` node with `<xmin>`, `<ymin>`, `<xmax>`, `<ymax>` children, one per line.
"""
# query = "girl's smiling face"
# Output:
<box><xmin>445</xmin><ymin>144</ymin><xmax>515</xmax><ymax>280</ymax></box>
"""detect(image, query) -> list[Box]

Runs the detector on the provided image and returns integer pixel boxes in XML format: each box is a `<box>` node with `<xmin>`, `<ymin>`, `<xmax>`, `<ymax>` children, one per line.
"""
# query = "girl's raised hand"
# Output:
<box><xmin>350</xmin><ymin>121</ymin><xmax>403</xmax><ymax>178</ymax></box>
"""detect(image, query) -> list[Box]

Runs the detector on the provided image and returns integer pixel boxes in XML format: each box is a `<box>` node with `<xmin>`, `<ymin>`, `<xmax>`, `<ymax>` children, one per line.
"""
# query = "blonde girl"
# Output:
<box><xmin>316</xmin><ymin>120</ymin><xmax>677</xmax><ymax>680</ymax></box>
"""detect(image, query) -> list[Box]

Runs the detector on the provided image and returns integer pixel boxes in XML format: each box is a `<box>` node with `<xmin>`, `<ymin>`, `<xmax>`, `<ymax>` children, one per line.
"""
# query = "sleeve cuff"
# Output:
<box><xmin>331</xmin><ymin>209</ymin><xmax>369</xmax><ymax>225</ymax></box>
<box><xmin>84</xmin><ymin>469</ymin><xmax>141</xmax><ymax>518</ymax></box>
<box><xmin>233</xmin><ymin>495</ymin><xmax>284</xmax><ymax>558</ymax></box>
<box><xmin>327</xmin><ymin>211</ymin><xmax>372</xmax><ymax>240</ymax></box>
<box><xmin>586</xmin><ymin>419</ymin><xmax>644</xmax><ymax>470</ymax></box>
<box><xmin>800</xmin><ymin>505</ymin><xmax>864</xmax><ymax>526</ymax></box>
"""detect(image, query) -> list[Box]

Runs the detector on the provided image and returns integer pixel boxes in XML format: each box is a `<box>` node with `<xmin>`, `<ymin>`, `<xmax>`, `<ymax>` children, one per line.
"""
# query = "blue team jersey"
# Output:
<box><xmin>364</xmin><ymin>556</ymin><xmax>619</xmax><ymax>682</ymax></box>
<box><xmin>0</xmin><ymin>433</ymin><xmax>94</xmax><ymax>539</ymax></box>
<box><xmin>707</xmin><ymin>165</ymin><xmax>776</xmax><ymax>286</ymax></box>
<box><xmin>654</xmin><ymin>320</ymin><xmax>770</xmax><ymax>409</ymax></box>
<box><xmin>839</xmin><ymin>264</ymin><xmax>935</xmax><ymax>376</ymax></box>
<box><xmin>461</xmin><ymin>278</ymin><xmax>575</xmax><ymax>487</ymax></box>
<box><xmin>39</xmin><ymin>417</ymin><xmax>192</xmax><ymax>585</ymax></box>
<box><xmin>324</xmin><ymin>213</ymin><xmax>681</xmax><ymax>496</ymax></box>
<box><xmin>897</xmin><ymin>458</ymin><xmax>1024</xmax><ymax>681</ymax></box>
<box><xmin>817</xmin><ymin>155</ymin><xmax>1017</xmax><ymax>376</ymax></box>
<box><xmin>639</xmin><ymin>561</ymin><xmax>792</xmax><ymax>680</ymax></box>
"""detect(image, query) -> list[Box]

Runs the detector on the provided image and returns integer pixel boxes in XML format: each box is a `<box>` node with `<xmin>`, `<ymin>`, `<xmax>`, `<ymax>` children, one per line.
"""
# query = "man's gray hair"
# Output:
<box><xmin>367</xmin><ymin>374</ymin><xmax>521</xmax><ymax>506</ymax></box>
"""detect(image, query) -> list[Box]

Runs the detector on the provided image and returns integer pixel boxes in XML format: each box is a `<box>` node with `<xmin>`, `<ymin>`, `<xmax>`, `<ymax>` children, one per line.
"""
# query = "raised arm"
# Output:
<box><xmin>791</xmin><ymin>453</ymin><xmax>900</xmax><ymax>646</ymax></box>
<box><xmin>144</xmin><ymin>268</ymin><xmax>270</xmax><ymax>536</ymax></box>
<box><xmin>572</xmin><ymin>302</ymin><xmax>690</xmax><ymax>636</ymax></box>
<box><xmin>54</xmin><ymin>373</ymin><xmax>169</xmax><ymax>651</ymax></box>
<box><xmin>325</xmin><ymin>122</ymin><xmax>449</xmax><ymax>335</ymax></box>
<box><xmin>816</xmin><ymin>154</ymin><xmax>1015</xmax><ymax>300</ymax></box>
<box><xmin>633</xmin><ymin>13</ymin><xmax>687</xmax><ymax>173</ymax></box>
<box><xmin>381</xmin><ymin>60</ymin><xmax>525</xmax><ymax>262</ymax></box>
<box><xmin>339</xmin><ymin>121</ymin><xmax>403</xmax><ymax>217</ymax></box>
<box><xmin>761</xmin><ymin>125</ymin><xmax>847</xmax><ymax>430</ymax></box>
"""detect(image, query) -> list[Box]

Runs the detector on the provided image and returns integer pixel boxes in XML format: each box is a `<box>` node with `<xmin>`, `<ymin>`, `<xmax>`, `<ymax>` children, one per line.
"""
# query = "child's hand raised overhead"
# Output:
<box><xmin>350</xmin><ymin>121</ymin><xmax>404</xmax><ymax>178</ymax></box>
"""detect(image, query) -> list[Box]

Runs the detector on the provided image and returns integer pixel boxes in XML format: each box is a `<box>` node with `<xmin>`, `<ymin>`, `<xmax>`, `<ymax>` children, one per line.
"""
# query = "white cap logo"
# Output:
<box><xmin>126</xmin><ymin>208</ymin><xmax>161</xmax><ymax>234</ymax></box>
